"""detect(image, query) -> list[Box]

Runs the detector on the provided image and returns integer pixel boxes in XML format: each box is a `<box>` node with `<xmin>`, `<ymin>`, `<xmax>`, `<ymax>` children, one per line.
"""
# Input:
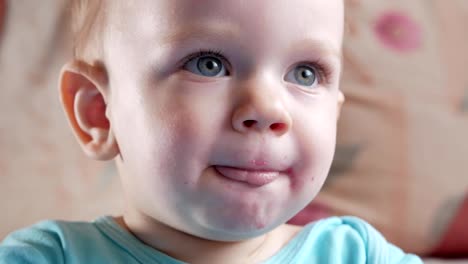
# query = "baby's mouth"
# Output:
<box><xmin>213</xmin><ymin>166</ymin><xmax>280</xmax><ymax>186</ymax></box>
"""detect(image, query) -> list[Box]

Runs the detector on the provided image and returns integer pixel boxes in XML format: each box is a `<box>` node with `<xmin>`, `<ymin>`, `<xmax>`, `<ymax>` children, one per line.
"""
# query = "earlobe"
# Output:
<box><xmin>59</xmin><ymin>60</ymin><xmax>119</xmax><ymax>160</ymax></box>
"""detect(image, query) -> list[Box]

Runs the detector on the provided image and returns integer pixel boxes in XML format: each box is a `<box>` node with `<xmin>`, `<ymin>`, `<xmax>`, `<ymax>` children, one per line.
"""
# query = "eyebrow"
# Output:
<box><xmin>292</xmin><ymin>37</ymin><xmax>342</xmax><ymax>61</ymax></box>
<box><xmin>159</xmin><ymin>22</ymin><xmax>342</xmax><ymax>61</ymax></box>
<box><xmin>160</xmin><ymin>21</ymin><xmax>242</xmax><ymax>46</ymax></box>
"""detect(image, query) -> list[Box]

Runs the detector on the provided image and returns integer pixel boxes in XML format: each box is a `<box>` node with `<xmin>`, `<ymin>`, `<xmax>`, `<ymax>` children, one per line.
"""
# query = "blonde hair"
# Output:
<box><xmin>70</xmin><ymin>0</ymin><xmax>106</xmax><ymax>61</ymax></box>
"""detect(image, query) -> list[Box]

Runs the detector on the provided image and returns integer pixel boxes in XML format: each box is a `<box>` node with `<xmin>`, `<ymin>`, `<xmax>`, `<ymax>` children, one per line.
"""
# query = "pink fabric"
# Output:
<box><xmin>374</xmin><ymin>11</ymin><xmax>422</xmax><ymax>52</ymax></box>
<box><xmin>0</xmin><ymin>0</ymin><xmax>6</xmax><ymax>39</ymax></box>
<box><xmin>288</xmin><ymin>202</ymin><xmax>332</xmax><ymax>226</ymax></box>
<box><xmin>431</xmin><ymin>193</ymin><xmax>468</xmax><ymax>257</ymax></box>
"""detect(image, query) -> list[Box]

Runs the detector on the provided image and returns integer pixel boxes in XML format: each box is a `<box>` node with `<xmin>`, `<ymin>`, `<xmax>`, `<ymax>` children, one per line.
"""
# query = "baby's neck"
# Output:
<box><xmin>114</xmin><ymin>215</ymin><xmax>300</xmax><ymax>264</ymax></box>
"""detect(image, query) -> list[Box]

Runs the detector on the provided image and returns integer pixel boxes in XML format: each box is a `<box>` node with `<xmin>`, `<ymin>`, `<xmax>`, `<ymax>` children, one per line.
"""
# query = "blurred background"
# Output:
<box><xmin>0</xmin><ymin>0</ymin><xmax>467</xmax><ymax>262</ymax></box>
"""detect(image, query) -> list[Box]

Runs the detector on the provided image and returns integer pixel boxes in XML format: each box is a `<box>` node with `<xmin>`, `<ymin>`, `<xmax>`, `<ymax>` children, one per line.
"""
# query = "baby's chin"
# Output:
<box><xmin>191</xmin><ymin>222</ymin><xmax>278</xmax><ymax>242</ymax></box>
<box><xmin>185</xmin><ymin>206</ymin><xmax>295</xmax><ymax>241</ymax></box>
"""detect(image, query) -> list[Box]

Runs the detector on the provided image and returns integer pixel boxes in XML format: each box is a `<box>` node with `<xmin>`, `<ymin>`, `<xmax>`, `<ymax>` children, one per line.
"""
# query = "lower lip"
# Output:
<box><xmin>214</xmin><ymin>166</ymin><xmax>280</xmax><ymax>187</ymax></box>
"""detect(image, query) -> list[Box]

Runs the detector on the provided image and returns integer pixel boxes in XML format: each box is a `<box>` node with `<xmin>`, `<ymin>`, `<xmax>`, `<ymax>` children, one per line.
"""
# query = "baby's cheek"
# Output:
<box><xmin>168</xmin><ymin>115</ymin><xmax>209</xmax><ymax>161</ymax></box>
<box><xmin>291</xmin><ymin>127</ymin><xmax>336</xmax><ymax>194</ymax></box>
<box><xmin>288</xmin><ymin>162</ymin><xmax>322</xmax><ymax>196</ymax></box>
<box><xmin>160</xmin><ymin>112</ymin><xmax>217</xmax><ymax>179</ymax></box>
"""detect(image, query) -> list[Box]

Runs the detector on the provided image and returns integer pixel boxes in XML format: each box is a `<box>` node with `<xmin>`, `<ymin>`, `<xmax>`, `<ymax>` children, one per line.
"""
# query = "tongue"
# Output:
<box><xmin>215</xmin><ymin>166</ymin><xmax>279</xmax><ymax>186</ymax></box>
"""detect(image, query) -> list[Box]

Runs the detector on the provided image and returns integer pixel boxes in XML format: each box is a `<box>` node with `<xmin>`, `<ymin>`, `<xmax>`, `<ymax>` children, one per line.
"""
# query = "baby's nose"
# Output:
<box><xmin>231</xmin><ymin>84</ymin><xmax>292</xmax><ymax>136</ymax></box>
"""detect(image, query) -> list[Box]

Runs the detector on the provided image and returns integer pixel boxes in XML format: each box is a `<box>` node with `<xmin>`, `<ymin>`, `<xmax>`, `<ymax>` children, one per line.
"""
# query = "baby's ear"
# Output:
<box><xmin>59</xmin><ymin>60</ymin><xmax>119</xmax><ymax>160</ymax></box>
<box><xmin>337</xmin><ymin>90</ymin><xmax>345</xmax><ymax>120</ymax></box>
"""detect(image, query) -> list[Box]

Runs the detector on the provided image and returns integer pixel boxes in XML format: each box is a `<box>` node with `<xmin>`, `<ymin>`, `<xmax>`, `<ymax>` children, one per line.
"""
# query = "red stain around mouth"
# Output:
<box><xmin>374</xmin><ymin>10</ymin><xmax>423</xmax><ymax>53</ymax></box>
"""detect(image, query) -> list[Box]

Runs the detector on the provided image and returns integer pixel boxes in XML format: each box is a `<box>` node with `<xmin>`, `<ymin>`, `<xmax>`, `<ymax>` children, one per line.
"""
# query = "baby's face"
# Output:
<box><xmin>105</xmin><ymin>0</ymin><xmax>343</xmax><ymax>240</ymax></box>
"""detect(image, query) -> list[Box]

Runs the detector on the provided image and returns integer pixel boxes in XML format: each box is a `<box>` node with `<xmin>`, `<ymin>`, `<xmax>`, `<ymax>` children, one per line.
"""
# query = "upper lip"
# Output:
<box><xmin>213</xmin><ymin>164</ymin><xmax>289</xmax><ymax>173</ymax></box>
<box><xmin>211</xmin><ymin>146</ymin><xmax>293</xmax><ymax>172</ymax></box>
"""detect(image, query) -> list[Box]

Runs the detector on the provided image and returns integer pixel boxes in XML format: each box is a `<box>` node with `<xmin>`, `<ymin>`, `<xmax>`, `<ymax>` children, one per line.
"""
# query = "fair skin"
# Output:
<box><xmin>60</xmin><ymin>0</ymin><xmax>344</xmax><ymax>263</ymax></box>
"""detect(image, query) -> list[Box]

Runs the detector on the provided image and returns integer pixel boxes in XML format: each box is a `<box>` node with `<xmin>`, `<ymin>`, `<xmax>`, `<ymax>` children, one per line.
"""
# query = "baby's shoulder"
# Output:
<box><xmin>270</xmin><ymin>217</ymin><xmax>423</xmax><ymax>264</ymax></box>
<box><xmin>0</xmin><ymin>217</ymin><xmax>136</xmax><ymax>264</ymax></box>
<box><xmin>302</xmin><ymin>216</ymin><xmax>381</xmax><ymax>242</ymax></box>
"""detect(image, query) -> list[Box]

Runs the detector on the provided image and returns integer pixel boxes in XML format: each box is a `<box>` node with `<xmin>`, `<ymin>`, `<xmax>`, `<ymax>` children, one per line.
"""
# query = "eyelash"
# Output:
<box><xmin>183</xmin><ymin>49</ymin><xmax>228</xmax><ymax>64</ymax></box>
<box><xmin>304</xmin><ymin>59</ymin><xmax>333</xmax><ymax>85</ymax></box>
<box><xmin>181</xmin><ymin>49</ymin><xmax>333</xmax><ymax>84</ymax></box>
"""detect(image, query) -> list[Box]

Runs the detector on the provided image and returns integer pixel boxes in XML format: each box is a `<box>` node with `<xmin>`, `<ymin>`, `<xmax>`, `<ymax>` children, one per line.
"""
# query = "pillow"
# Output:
<box><xmin>290</xmin><ymin>0</ymin><xmax>468</xmax><ymax>256</ymax></box>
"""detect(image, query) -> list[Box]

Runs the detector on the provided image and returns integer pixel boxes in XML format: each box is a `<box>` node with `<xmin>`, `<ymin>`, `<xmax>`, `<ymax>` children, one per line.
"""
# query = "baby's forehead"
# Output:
<box><xmin>105</xmin><ymin>0</ymin><xmax>343</xmax><ymax>47</ymax></box>
<box><xmin>107</xmin><ymin>0</ymin><xmax>343</xmax><ymax>26</ymax></box>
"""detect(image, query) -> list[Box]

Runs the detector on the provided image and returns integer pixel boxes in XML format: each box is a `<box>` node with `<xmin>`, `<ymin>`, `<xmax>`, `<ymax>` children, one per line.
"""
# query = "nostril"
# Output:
<box><xmin>270</xmin><ymin>123</ymin><xmax>286</xmax><ymax>131</ymax></box>
<box><xmin>243</xmin><ymin>120</ymin><xmax>256</xmax><ymax>128</ymax></box>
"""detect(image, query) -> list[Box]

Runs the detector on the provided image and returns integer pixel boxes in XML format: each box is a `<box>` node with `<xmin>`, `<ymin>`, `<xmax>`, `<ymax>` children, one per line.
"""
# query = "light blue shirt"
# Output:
<box><xmin>0</xmin><ymin>216</ymin><xmax>422</xmax><ymax>263</ymax></box>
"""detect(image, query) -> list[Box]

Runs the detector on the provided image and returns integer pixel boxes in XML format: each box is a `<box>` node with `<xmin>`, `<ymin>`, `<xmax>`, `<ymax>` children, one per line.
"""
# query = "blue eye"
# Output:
<box><xmin>183</xmin><ymin>53</ymin><xmax>228</xmax><ymax>77</ymax></box>
<box><xmin>285</xmin><ymin>65</ymin><xmax>318</xmax><ymax>87</ymax></box>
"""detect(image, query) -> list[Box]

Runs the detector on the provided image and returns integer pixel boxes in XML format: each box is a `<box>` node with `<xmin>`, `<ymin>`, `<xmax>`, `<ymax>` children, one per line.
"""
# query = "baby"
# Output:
<box><xmin>0</xmin><ymin>0</ymin><xmax>423</xmax><ymax>263</ymax></box>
